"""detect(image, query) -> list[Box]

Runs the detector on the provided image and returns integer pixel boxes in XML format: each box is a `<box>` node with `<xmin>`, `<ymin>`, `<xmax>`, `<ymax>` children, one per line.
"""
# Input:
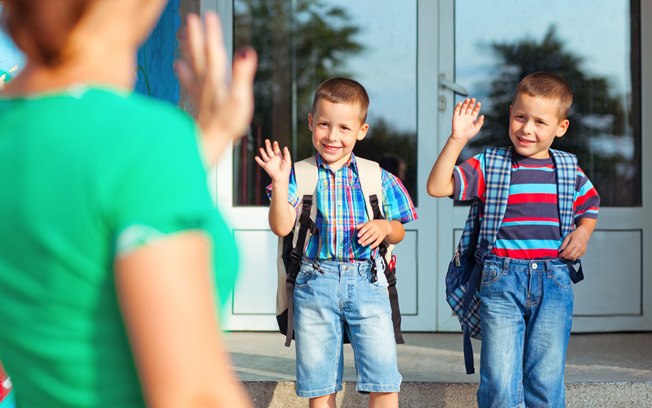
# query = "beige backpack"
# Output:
<box><xmin>275</xmin><ymin>156</ymin><xmax>403</xmax><ymax>346</ymax></box>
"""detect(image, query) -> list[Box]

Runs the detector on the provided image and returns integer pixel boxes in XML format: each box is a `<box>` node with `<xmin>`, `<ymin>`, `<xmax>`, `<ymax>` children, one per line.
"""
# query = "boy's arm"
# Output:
<box><xmin>268</xmin><ymin>181</ymin><xmax>296</xmax><ymax>238</ymax></box>
<box><xmin>426</xmin><ymin>137</ymin><xmax>468</xmax><ymax>197</ymax></box>
<box><xmin>558</xmin><ymin>217</ymin><xmax>597</xmax><ymax>261</ymax></box>
<box><xmin>426</xmin><ymin>98</ymin><xmax>484</xmax><ymax>197</ymax></box>
<box><xmin>255</xmin><ymin>140</ymin><xmax>296</xmax><ymax>237</ymax></box>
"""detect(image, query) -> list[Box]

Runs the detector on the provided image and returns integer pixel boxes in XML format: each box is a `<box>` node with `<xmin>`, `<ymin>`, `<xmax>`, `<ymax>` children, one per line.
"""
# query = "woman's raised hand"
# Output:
<box><xmin>175</xmin><ymin>11</ymin><xmax>258</xmax><ymax>166</ymax></box>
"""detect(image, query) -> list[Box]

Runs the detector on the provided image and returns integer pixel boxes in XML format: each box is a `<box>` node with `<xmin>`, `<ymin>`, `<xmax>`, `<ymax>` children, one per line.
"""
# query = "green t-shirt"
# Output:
<box><xmin>0</xmin><ymin>87</ymin><xmax>238</xmax><ymax>407</ymax></box>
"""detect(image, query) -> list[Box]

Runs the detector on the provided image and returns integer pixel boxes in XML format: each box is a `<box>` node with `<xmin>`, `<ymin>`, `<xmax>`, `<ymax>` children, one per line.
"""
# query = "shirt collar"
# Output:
<box><xmin>315</xmin><ymin>152</ymin><xmax>359</xmax><ymax>174</ymax></box>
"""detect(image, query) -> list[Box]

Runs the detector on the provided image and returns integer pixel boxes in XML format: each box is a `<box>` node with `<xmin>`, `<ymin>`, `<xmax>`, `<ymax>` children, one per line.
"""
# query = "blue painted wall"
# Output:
<box><xmin>136</xmin><ymin>0</ymin><xmax>181</xmax><ymax>104</ymax></box>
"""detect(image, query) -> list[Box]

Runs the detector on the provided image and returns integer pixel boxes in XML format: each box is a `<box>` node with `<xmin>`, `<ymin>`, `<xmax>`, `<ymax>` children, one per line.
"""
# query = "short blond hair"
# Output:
<box><xmin>513</xmin><ymin>72</ymin><xmax>573</xmax><ymax>119</ymax></box>
<box><xmin>311</xmin><ymin>77</ymin><xmax>369</xmax><ymax>122</ymax></box>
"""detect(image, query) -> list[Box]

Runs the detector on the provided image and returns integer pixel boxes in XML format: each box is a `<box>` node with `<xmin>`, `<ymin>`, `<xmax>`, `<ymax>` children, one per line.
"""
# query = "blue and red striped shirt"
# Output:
<box><xmin>453</xmin><ymin>151</ymin><xmax>600</xmax><ymax>259</ymax></box>
<box><xmin>267</xmin><ymin>153</ymin><xmax>417</xmax><ymax>261</ymax></box>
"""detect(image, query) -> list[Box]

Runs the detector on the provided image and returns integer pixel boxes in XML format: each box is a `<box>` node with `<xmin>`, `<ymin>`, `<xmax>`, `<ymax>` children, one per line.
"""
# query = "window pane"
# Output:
<box><xmin>233</xmin><ymin>0</ymin><xmax>418</xmax><ymax>206</ymax></box>
<box><xmin>455</xmin><ymin>0</ymin><xmax>641</xmax><ymax>207</ymax></box>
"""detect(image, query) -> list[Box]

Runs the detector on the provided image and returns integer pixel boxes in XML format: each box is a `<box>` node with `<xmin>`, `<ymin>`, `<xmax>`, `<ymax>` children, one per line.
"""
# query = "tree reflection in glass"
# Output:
<box><xmin>233</xmin><ymin>0</ymin><xmax>418</xmax><ymax>206</ymax></box>
<box><xmin>455</xmin><ymin>1</ymin><xmax>640</xmax><ymax>207</ymax></box>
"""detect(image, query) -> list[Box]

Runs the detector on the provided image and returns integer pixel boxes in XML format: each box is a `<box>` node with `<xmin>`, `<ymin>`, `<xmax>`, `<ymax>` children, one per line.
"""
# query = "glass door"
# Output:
<box><xmin>217</xmin><ymin>0</ymin><xmax>440</xmax><ymax>331</ymax></box>
<box><xmin>437</xmin><ymin>0</ymin><xmax>652</xmax><ymax>332</ymax></box>
<box><xmin>212</xmin><ymin>0</ymin><xmax>651</xmax><ymax>332</ymax></box>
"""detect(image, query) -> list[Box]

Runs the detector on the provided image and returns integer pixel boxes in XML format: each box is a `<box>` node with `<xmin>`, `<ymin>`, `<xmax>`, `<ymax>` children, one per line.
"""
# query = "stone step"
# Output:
<box><xmin>242</xmin><ymin>381</ymin><xmax>652</xmax><ymax>408</ymax></box>
<box><xmin>226</xmin><ymin>332</ymin><xmax>652</xmax><ymax>407</ymax></box>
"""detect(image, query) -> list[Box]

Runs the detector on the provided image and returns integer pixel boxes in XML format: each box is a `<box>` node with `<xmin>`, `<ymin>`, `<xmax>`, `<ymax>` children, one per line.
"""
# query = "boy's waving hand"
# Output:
<box><xmin>451</xmin><ymin>98</ymin><xmax>485</xmax><ymax>142</ymax></box>
<box><xmin>255</xmin><ymin>139</ymin><xmax>292</xmax><ymax>182</ymax></box>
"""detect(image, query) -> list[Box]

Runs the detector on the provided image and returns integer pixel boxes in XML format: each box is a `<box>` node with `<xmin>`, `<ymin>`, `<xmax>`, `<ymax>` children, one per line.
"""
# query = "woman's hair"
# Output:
<box><xmin>2</xmin><ymin>0</ymin><xmax>93</xmax><ymax>66</ymax></box>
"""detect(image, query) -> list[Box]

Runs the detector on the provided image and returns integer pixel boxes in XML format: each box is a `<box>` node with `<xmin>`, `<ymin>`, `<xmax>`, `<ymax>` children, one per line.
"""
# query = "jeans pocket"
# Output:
<box><xmin>295</xmin><ymin>264</ymin><xmax>315</xmax><ymax>288</ymax></box>
<box><xmin>370</xmin><ymin>267</ymin><xmax>389</xmax><ymax>289</ymax></box>
<box><xmin>481</xmin><ymin>262</ymin><xmax>504</xmax><ymax>286</ymax></box>
<box><xmin>552</xmin><ymin>265</ymin><xmax>572</xmax><ymax>289</ymax></box>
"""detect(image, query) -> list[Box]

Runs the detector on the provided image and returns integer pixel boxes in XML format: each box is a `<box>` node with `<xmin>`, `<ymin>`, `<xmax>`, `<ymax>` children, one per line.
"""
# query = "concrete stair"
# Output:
<box><xmin>226</xmin><ymin>332</ymin><xmax>652</xmax><ymax>407</ymax></box>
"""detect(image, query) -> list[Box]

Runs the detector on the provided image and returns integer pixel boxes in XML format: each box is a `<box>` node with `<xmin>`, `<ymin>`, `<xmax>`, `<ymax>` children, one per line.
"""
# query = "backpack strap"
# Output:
<box><xmin>477</xmin><ymin>146</ymin><xmax>512</xmax><ymax>257</ymax></box>
<box><xmin>454</xmin><ymin>146</ymin><xmax>512</xmax><ymax>262</ymax></box>
<box><xmin>357</xmin><ymin>157</ymin><xmax>404</xmax><ymax>344</ymax></box>
<box><xmin>550</xmin><ymin>149</ymin><xmax>577</xmax><ymax>238</ymax></box>
<box><xmin>356</xmin><ymin>158</ymin><xmax>383</xmax><ymax>221</ymax></box>
<box><xmin>293</xmin><ymin>157</ymin><xmax>319</xmax><ymax>236</ymax></box>
<box><xmin>356</xmin><ymin>158</ymin><xmax>393</xmax><ymax>272</ymax></box>
<box><xmin>460</xmin><ymin>146</ymin><xmax>512</xmax><ymax>374</ymax></box>
<box><xmin>357</xmin><ymin>157</ymin><xmax>394</xmax><ymax>273</ymax></box>
<box><xmin>289</xmin><ymin>157</ymin><xmax>320</xmax><ymax>273</ymax></box>
<box><xmin>356</xmin><ymin>157</ymin><xmax>396</xmax><ymax>259</ymax></box>
<box><xmin>283</xmin><ymin>157</ymin><xmax>319</xmax><ymax>346</ymax></box>
<box><xmin>550</xmin><ymin>148</ymin><xmax>584</xmax><ymax>283</ymax></box>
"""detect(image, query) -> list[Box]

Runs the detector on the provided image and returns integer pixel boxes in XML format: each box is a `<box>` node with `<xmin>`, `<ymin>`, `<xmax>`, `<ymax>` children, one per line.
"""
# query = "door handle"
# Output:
<box><xmin>439</xmin><ymin>74</ymin><xmax>469</xmax><ymax>96</ymax></box>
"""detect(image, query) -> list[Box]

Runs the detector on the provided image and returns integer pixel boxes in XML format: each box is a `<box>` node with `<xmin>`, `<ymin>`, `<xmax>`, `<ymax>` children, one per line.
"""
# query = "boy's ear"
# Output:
<box><xmin>356</xmin><ymin>123</ymin><xmax>369</xmax><ymax>141</ymax></box>
<box><xmin>555</xmin><ymin>119</ymin><xmax>570</xmax><ymax>138</ymax></box>
<box><xmin>308</xmin><ymin>113</ymin><xmax>314</xmax><ymax>132</ymax></box>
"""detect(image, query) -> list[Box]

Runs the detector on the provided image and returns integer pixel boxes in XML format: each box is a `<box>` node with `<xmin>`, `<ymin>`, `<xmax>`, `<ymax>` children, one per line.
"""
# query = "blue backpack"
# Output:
<box><xmin>445</xmin><ymin>146</ymin><xmax>584</xmax><ymax>374</ymax></box>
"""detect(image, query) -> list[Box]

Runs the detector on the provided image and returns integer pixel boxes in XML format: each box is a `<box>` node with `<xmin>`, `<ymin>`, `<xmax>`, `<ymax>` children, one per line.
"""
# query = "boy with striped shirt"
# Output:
<box><xmin>427</xmin><ymin>72</ymin><xmax>599</xmax><ymax>407</ymax></box>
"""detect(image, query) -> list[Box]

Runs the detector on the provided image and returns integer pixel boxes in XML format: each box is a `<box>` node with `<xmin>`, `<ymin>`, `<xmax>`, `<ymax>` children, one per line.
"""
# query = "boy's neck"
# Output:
<box><xmin>512</xmin><ymin>149</ymin><xmax>552</xmax><ymax>160</ymax></box>
<box><xmin>318</xmin><ymin>152</ymin><xmax>354</xmax><ymax>172</ymax></box>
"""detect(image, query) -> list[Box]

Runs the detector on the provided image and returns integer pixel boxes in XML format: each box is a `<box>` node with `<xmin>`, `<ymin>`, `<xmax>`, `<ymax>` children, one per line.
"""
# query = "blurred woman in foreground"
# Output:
<box><xmin>0</xmin><ymin>0</ymin><xmax>256</xmax><ymax>406</ymax></box>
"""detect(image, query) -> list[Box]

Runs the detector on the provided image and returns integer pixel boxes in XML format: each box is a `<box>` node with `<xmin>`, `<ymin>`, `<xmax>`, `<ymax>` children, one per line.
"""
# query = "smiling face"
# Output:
<box><xmin>508</xmin><ymin>92</ymin><xmax>570</xmax><ymax>159</ymax></box>
<box><xmin>309</xmin><ymin>98</ymin><xmax>369</xmax><ymax>171</ymax></box>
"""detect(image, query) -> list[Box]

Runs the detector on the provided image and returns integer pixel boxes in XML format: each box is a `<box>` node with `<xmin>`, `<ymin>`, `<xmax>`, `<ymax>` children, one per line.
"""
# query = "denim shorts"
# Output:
<box><xmin>293</xmin><ymin>258</ymin><xmax>402</xmax><ymax>398</ymax></box>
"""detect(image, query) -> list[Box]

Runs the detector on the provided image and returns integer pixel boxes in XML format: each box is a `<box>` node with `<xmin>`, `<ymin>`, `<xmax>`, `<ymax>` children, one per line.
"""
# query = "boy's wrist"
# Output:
<box><xmin>448</xmin><ymin>134</ymin><xmax>469</xmax><ymax>147</ymax></box>
<box><xmin>575</xmin><ymin>224</ymin><xmax>591</xmax><ymax>236</ymax></box>
<box><xmin>383</xmin><ymin>219</ymin><xmax>392</xmax><ymax>236</ymax></box>
<box><xmin>271</xmin><ymin>178</ymin><xmax>290</xmax><ymax>188</ymax></box>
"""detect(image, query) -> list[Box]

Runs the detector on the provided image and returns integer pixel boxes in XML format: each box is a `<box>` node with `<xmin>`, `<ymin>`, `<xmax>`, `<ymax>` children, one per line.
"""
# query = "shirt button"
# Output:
<box><xmin>337</xmin><ymin>201</ymin><xmax>342</xmax><ymax>206</ymax></box>
<box><xmin>532</xmin><ymin>262</ymin><xmax>538</xmax><ymax>270</ymax></box>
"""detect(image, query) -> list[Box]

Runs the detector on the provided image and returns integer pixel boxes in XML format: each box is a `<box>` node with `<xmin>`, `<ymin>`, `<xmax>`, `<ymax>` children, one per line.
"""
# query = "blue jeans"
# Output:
<box><xmin>477</xmin><ymin>256</ymin><xmax>573</xmax><ymax>408</ymax></box>
<box><xmin>293</xmin><ymin>259</ymin><xmax>401</xmax><ymax>398</ymax></box>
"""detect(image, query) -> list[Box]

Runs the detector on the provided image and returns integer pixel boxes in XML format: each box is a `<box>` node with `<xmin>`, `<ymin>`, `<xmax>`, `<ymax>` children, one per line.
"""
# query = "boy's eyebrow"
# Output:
<box><xmin>314</xmin><ymin>116</ymin><xmax>357</xmax><ymax>126</ymax></box>
<box><xmin>512</xmin><ymin>109</ymin><xmax>550</xmax><ymax>120</ymax></box>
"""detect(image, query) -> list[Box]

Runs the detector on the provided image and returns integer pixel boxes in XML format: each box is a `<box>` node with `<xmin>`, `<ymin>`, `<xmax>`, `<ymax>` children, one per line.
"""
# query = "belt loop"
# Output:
<box><xmin>502</xmin><ymin>257</ymin><xmax>510</xmax><ymax>271</ymax></box>
<box><xmin>367</xmin><ymin>258</ymin><xmax>375</xmax><ymax>281</ymax></box>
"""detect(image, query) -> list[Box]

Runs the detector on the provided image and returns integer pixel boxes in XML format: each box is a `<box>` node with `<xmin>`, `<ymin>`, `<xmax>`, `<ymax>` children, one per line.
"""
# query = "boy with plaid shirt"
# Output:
<box><xmin>257</xmin><ymin>77</ymin><xmax>417</xmax><ymax>408</ymax></box>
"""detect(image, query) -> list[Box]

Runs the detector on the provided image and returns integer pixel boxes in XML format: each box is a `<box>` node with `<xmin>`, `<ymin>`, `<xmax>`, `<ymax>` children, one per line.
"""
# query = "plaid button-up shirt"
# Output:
<box><xmin>268</xmin><ymin>153</ymin><xmax>417</xmax><ymax>261</ymax></box>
